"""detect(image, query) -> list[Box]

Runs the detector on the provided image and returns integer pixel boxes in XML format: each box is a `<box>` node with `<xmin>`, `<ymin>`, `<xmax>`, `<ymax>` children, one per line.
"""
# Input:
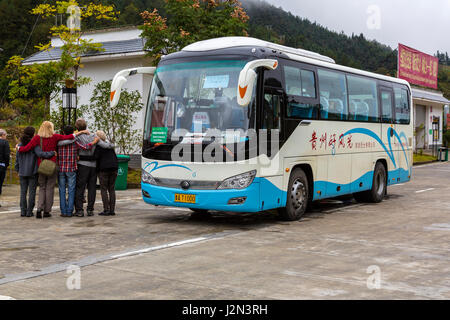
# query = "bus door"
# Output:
<box><xmin>379</xmin><ymin>85</ymin><xmax>397</xmax><ymax>184</ymax></box>
<box><xmin>393</xmin><ymin>86</ymin><xmax>412</xmax><ymax>182</ymax></box>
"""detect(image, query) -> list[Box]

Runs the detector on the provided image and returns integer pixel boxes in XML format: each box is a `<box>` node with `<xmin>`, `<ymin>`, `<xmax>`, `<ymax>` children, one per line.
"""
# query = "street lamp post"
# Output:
<box><xmin>62</xmin><ymin>80</ymin><xmax>77</xmax><ymax>128</ymax></box>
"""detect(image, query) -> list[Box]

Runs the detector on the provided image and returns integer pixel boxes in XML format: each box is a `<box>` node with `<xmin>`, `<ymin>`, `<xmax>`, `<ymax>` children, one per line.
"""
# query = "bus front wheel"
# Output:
<box><xmin>278</xmin><ymin>168</ymin><xmax>309</xmax><ymax>221</ymax></box>
<box><xmin>353</xmin><ymin>162</ymin><xmax>387</xmax><ymax>203</ymax></box>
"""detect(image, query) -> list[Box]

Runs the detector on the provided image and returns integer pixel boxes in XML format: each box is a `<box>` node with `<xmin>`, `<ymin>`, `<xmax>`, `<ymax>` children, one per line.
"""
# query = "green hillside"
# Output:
<box><xmin>0</xmin><ymin>0</ymin><xmax>448</xmax><ymax>100</ymax></box>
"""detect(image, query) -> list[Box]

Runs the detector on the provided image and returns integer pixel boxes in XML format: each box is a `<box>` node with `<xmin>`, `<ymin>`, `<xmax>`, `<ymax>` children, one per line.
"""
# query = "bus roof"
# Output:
<box><xmin>182</xmin><ymin>37</ymin><xmax>410</xmax><ymax>88</ymax></box>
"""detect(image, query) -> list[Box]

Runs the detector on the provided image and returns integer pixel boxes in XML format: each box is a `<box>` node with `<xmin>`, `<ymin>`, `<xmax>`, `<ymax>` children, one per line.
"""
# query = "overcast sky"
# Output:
<box><xmin>264</xmin><ymin>0</ymin><xmax>450</xmax><ymax>55</ymax></box>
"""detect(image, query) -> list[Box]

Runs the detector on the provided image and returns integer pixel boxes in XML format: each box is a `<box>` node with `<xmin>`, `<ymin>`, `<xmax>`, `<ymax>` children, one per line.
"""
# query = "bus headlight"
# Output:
<box><xmin>142</xmin><ymin>171</ymin><xmax>156</xmax><ymax>185</ymax></box>
<box><xmin>217</xmin><ymin>170</ymin><xmax>256</xmax><ymax>190</ymax></box>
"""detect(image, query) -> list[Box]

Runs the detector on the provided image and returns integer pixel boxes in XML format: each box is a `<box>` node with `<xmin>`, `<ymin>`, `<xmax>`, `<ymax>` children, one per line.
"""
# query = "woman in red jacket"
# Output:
<box><xmin>17</xmin><ymin>121</ymin><xmax>89</xmax><ymax>218</ymax></box>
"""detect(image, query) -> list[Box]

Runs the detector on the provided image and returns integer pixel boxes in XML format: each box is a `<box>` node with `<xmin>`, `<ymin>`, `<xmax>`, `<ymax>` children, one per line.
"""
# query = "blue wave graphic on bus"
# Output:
<box><xmin>143</xmin><ymin>161</ymin><xmax>192</xmax><ymax>174</ymax></box>
<box><xmin>342</xmin><ymin>127</ymin><xmax>409</xmax><ymax>170</ymax></box>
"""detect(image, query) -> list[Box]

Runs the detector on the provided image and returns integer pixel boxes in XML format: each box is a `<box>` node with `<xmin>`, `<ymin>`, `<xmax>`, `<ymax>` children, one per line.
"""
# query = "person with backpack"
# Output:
<box><xmin>94</xmin><ymin>130</ymin><xmax>118</xmax><ymax>216</ymax></box>
<box><xmin>15</xmin><ymin>127</ymin><xmax>56</xmax><ymax>217</ymax></box>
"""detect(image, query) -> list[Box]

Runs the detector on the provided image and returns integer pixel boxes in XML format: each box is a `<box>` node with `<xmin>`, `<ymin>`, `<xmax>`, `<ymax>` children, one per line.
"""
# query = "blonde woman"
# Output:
<box><xmin>17</xmin><ymin>121</ymin><xmax>90</xmax><ymax>218</ymax></box>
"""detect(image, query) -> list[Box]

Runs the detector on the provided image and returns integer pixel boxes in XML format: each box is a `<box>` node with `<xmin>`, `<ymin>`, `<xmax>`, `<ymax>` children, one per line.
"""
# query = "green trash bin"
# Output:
<box><xmin>115</xmin><ymin>155</ymin><xmax>131</xmax><ymax>190</ymax></box>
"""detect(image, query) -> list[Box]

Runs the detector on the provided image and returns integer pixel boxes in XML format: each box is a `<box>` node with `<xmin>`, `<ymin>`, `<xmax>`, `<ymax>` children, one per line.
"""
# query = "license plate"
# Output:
<box><xmin>174</xmin><ymin>193</ymin><xmax>196</xmax><ymax>204</ymax></box>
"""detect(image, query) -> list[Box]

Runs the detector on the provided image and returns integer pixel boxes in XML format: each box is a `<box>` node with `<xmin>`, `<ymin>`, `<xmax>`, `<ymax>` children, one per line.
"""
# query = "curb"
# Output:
<box><xmin>413</xmin><ymin>160</ymin><xmax>441</xmax><ymax>166</ymax></box>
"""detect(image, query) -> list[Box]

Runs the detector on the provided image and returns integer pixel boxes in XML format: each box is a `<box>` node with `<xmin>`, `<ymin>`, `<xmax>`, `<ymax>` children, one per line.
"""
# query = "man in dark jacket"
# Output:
<box><xmin>71</xmin><ymin>118</ymin><xmax>114</xmax><ymax>217</ymax></box>
<box><xmin>0</xmin><ymin>129</ymin><xmax>10</xmax><ymax>207</ymax></box>
<box><xmin>94</xmin><ymin>130</ymin><xmax>118</xmax><ymax>216</ymax></box>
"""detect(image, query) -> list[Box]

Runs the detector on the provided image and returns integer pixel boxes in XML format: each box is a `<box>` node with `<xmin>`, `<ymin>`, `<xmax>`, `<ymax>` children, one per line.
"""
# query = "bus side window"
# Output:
<box><xmin>318</xmin><ymin>69</ymin><xmax>348</xmax><ymax>121</ymax></box>
<box><xmin>347</xmin><ymin>75</ymin><xmax>379</xmax><ymax>122</ymax></box>
<box><xmin>284</xmin><ymin>66</ymin><xmax>318</xmax><ymax>119</ymax></box>
<box><xmin>394</xmin><ymin>87</ymin><xmax>410</xmax><ymax>124</ymax></box>
<box><xmin>381</xmin><ymin>90</ymin><xmax>393</xmax><ymax>123</ymax></box>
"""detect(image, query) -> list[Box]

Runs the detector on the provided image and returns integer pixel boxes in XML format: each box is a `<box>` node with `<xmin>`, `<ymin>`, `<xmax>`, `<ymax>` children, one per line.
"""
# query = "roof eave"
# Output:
<box><xmin>23</xmin><ymin>51</ymin><xmax>148</xmax><ymax>65</ymax></box>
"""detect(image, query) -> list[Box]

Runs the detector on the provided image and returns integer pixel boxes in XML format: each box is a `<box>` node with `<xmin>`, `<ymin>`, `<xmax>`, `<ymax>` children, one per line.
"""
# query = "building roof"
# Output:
<box><xmin>23</xmin><ymin>38</ymin><xmax>146</xmax><ymax>64</ymax></box>
<box><xmin>412</xmin><ymin>87</ymin><xmax>450</xmax><ymax>105</ymax></box>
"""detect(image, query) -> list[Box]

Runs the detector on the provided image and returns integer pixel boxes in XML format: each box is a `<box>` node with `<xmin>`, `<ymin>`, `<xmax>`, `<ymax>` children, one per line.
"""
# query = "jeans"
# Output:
<box><xmin>58</xmin><ymin>171</ymin><xmax>77</xmax><ymax>216</ymax></box>
<box><xmin>98</xmin><ymin>170</ymin><xmax>118</xmax><ymax>213</ymax></box>
<box><xmin>19</xmin><ymin>175</ymin><xmax>38</xmax><ymax>216</ymax></box>
<box><xmin>75</xmin><ymin>164</ymin><xmax>97</xmax><ymax>213</ymax></box>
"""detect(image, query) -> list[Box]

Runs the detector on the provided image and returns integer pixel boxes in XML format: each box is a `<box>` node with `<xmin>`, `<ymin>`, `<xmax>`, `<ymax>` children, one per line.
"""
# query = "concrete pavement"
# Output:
<box><xmin>0</xmin><ymin>162</ymin><xmax>449</xmax><ymax>299</ymax></box>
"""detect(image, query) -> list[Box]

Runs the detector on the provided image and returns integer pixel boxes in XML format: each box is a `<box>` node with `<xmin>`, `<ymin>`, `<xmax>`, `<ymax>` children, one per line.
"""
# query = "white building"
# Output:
<box><xmin>412</xmin><ymin>87</ymin><xmax>450</xmax><ymax>150</ymax></box>
<box><xmin>23</xmin><ymin>27</ymin><xmax>152</xmax><ymax>153</ymax></box>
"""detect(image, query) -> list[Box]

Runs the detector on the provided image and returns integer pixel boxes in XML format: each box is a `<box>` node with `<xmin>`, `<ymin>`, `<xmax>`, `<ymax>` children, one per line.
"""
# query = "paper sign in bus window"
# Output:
<box><xmin>203</xmin><ymin>75</ymin><xmax>230</xmax><ymax>89</ymax></box>
<box><xmin>151</xmin><ymin>127</ymin><xmax>168</xmax><ymax>143</ymax></box>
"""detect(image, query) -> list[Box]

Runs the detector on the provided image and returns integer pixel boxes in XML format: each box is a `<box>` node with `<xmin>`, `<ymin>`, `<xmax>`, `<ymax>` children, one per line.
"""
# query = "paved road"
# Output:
<box><xmin>0</xmin><ymin>162</ymin><xmax>449</xmax><ymax>299</ymax></box>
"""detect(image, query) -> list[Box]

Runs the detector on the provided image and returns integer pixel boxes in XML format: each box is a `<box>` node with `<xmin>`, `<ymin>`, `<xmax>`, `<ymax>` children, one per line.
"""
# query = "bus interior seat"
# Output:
<box><xmin>348</xmin><ymin>100</ymin><xmax>357</xmax><ymax>120</ymax></box>
<box><xmin>287</xmin><ymin>86</ymin><xmax>302</xmax><ymax>96</ymax></box>
<box><xmin>320</xmin><ymin>96</ymin><xmax>329</xmax><ymax>119</ymax></box>
<box><xmin>355</xmin><ymin>101</ymin><xmax>369</xmax><ymax>121</ymax></box>
<box><xmin>290</xmin><ymin>103</ymin><xmax>314</xmax><ymax>119</ymax></box>
<box><xmin>364</xmin><ymin>98</ymin><xmax>377</xmax><ymax>120</ymax></box>
<box><xmin>329</xmin><ymin>98</ymin><xmax>344</xmax><ymax>120</ymax></box>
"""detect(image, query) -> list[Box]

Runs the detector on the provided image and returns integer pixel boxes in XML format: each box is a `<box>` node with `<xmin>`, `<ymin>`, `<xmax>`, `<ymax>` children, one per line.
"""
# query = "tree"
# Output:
<box><xmin>2</xmin><ymin>55</ymin><xmax>67</xmax><ymax>123</ymax></box>
<box><xmin>139</xmin><ymin>0</ymin><xmax>249</xmax><ymax>63</ymax></box>
<box><xmin>81</xmin><ymin>80</ymin><xmax>143</xmax><ymax>155</ymax></box>
<box><xmin>31</xmin><ymin>1</ymin><xmax>119</xmax><ymax>84</ymax></box>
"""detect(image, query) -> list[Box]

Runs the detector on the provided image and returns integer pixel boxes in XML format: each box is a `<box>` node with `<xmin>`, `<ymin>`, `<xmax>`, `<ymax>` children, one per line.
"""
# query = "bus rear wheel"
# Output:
<box><xmin>278</xmin><ymin>168</ymin><xmax>309</xmax><ymax>221</ymax></box>
<box><xmin>353</xmin><ymin>162</ymin><xmax>387</xmax><ymax>203</ymax></box>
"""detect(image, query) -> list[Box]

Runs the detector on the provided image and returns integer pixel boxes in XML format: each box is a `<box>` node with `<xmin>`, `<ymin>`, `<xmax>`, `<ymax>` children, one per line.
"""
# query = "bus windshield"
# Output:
<box><xmin>144</xmin><ymin>60</ymin><xmax>255</xmax><ymax>143</ymax></box>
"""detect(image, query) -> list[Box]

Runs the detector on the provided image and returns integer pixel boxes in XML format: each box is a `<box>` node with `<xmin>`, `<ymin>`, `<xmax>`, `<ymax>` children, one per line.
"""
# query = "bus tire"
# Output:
<box><xmin>278</xmin><ymin>168</ymin><xmax>309</xmax><ymax>221</ymax></box>
<box><xmin>353</xmin><ymin>162</ymin><xmax>387</xmax><ymax>203</ymax></box>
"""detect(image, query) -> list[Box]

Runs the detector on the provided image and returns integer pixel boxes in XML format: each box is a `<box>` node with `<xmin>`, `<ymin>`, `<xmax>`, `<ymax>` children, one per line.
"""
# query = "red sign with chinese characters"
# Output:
<box><xmin>398</xmin><ymin>44</ymin><xmax>439</xmax><ymax>89</ymax></box>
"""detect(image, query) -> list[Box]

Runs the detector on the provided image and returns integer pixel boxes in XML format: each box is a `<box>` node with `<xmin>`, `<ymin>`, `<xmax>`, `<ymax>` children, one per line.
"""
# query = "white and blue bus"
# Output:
<box><xmin>110</xmin><ymin>37</ymin><xmax>413</xmax><ymax>221</ymax></box>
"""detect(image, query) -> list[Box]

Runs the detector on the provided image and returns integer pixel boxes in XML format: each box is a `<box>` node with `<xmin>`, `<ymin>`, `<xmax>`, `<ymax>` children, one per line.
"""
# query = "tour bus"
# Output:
<box><xmin>110</xmin><ymin>37</ymin><xmax>413</xmax><ymax>221</ymax></box>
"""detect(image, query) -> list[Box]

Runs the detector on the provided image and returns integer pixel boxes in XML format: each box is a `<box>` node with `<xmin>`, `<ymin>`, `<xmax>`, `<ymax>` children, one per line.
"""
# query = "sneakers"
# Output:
<box><xmin>43</xmin><ymin>212</ymin><xmax>52</xmax><ymax>218</ymax></box>
<box><xmin>87</xmin><ymin>210</ymin><xmax>94</xmax><ymax>217</ymax></box>
<box><xmin>98</xmin><ymin>211</ymin><xmax>109</xmax><ymax>216</ymax></box>
<box><xmin>74</xmin><ymin>211</ymin><xmax>84</xmax><ymax>217</ymax></box>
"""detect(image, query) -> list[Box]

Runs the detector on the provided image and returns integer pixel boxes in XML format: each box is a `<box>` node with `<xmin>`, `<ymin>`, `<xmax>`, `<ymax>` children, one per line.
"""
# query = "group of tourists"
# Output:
<box><xmin>0</xmin><ymin>118</ymin><xmax>119</xmax><ymax>219</ymax></box>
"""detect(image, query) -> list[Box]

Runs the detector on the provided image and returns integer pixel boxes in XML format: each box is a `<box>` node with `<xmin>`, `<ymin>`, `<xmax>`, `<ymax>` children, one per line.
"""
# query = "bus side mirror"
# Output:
<box><xmin>237</xmin><ymin>59</ymin><xmax>278</xmax><ymax>107</ymax></box>
<box><xmin>110</xmin><ymin>67</ymin><xmax>156</xmax><ymax>108</ymax></box>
